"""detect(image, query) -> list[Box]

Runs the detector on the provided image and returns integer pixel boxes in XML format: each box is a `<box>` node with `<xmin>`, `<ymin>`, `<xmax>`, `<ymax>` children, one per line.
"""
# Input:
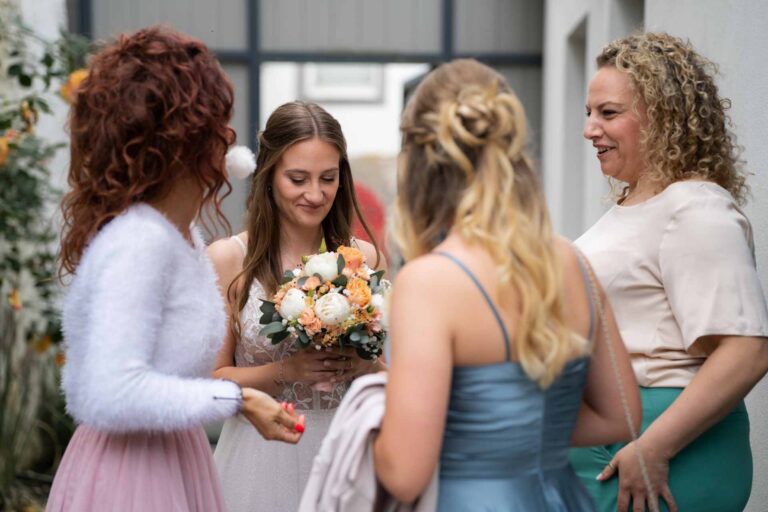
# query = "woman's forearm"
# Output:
<box><xmin>214</xmin><ymin>362</ymin><xmax>286</xmax><ymax>397</ymax></box>
<box><xmin>641</xmin><ymin>336</ymin><xmax>768</xmax><ymax>458</ymax></box>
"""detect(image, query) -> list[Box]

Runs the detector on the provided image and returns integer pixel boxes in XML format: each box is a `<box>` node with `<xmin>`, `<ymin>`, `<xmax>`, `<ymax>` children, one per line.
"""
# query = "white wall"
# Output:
<box><xmin>19</xmin><ymin>0</ymin><xmax>70</xmax><ymax>192</ymax></box>
<box><xmin>545</xmin><ymin>2</ymin><xmax>768</xmax><ymax>510</ymax></box>
<box><xmin>260</xmin><ymin>62</ymin><xmax>429</xmax><ymax>159</ymax></box>
<box><xmin>644</xmin><ymin>5</ymin><xmax>768</xmax><ymax>510</ymax></box>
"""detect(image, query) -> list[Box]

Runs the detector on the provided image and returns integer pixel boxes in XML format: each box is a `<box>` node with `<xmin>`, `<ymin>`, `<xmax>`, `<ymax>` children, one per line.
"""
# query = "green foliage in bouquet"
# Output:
<box><xmin>259</xmin><ymin>251</ymin><xmax>389</xmax><ymax>360</ymax></box>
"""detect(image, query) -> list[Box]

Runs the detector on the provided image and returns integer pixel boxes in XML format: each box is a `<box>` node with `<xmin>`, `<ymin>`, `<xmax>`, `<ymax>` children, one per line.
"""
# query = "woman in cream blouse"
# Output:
<box><xmin>571</xmin><ymin>32</ymin><xmax>768</xmax><ymax>512</ymax></box>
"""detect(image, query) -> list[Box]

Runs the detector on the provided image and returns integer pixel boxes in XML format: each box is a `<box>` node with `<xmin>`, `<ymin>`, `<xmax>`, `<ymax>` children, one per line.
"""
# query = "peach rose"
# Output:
<box><xmin>298</xmin><ymin>308</ymin><xmax>322</xmax><ymax>335</ymax></box>
<box><xmin>337</xmin><ymin>246</ymin><xmax>365</xmax><ymax>272</ymax></box>
<box><xmin>346</xmin><ymin>278</ymin><xmax>372</xmax><ymax>307</ymax></box>
<box><xmin>302</xmin><ymin>275</ymin><xmax>321</xmax><ymax>291</ymax></box>
<box><xmin>60</xmin><ymin>68</ymin><xmax>88</xmax><ymax>103</ymax></box>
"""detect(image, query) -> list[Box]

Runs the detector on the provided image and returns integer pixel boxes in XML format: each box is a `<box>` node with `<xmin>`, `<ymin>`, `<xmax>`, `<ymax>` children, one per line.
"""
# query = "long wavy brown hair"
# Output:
<box><xmin>394</xmin><ymin>59</ymin><xmax>582</xmax><ymax>388</ymax></box>
<box><xmin>229</xmin><ymin>101</ymin><xmax>379</xmax><ymax>338</ymax></box>
<box><xmin>59</xmin><ymin>26</ymin><xmax>235</xmax><ymax>276</ymax></box>
<box><xmin>598</xmin><ymin>32</ymin><xmax>749</xmax><ymax>204</ymax></box>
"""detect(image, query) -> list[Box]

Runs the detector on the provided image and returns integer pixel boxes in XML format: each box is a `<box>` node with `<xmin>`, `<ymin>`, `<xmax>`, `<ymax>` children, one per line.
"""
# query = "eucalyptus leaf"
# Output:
<box><xmin>281</xmin><ymin>270</ymin><xmax>295</xmax><ymax>284</ymax></box>
<box><xmin>259</xmin><ymin>321</ymin><xmax>286</xmax><ymax>337</ymax></box>
<box><xmin>356</xmin><ymin>346</ymin><xmax>374</xmax><ymax>360</ymax></box>
<box><xmin>259</xmin><ymin>312</ymin><xmax>272</xmax><ymax>325</ymax></box>
<box><xmin>337</xmin><ymin>254</ymin><xmax>345</xmax><ymax>274</ymax></box>
<box><xmin>260</xmin><ymin>300</ymin><xmax>277</xmax><ymax>314</ymax></box>
<box><xmin>297</xmin><ymin>330</ymin><xmax>310</xmax><ymax>346</ymax></box>
<box><xmin>331</xmin><ymin>274</ymin><xmax>347</xmax><ymax>287</ymax></box>
<box><xmin>297</xmin><ymin>276</ymin><xmax>309</xmax><ymax>288</ymax></box>
<box><xmin>271</xmin><ymin>329</ymin><xmax>290</xmax><ymax>344</ymax></box>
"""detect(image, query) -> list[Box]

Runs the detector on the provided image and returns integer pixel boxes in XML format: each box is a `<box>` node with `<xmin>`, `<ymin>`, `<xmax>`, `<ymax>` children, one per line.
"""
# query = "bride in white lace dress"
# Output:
<box><xmin>208</xmin><ymin>101</ymin><xmax>385</xmax><ymax>512</ymax></box>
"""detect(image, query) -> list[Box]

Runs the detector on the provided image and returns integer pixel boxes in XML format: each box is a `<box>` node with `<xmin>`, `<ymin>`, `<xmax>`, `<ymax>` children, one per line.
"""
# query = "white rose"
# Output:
<box><xmin>371</xmin><ymin>293</ymin><xmax>385</xmax><ymax>310</ymax></box>
<box><xmin>280</xmin><ymin>288</ymin><xmax>308</xmax><ymax>320</ymax></box>
<box><xmin>304</xmin><ymin>252</ymin><xmax>339</xmax><ymax>282</ymax></box>
<box><xmin>314</xmin><ymin>292</ymin><xmax>351</xmax><ymax>325</ymax></box>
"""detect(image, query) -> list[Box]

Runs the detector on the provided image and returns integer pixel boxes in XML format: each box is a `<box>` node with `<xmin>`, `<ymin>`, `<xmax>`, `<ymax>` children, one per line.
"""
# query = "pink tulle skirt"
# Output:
<box><xmin>46</xmin><ymin>424</ymin><xmax>225</xmax><ymax>512</ymax></box>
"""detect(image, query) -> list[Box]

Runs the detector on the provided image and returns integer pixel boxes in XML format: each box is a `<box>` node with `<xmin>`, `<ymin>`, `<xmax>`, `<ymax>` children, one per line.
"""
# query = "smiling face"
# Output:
<box><xmin>584</xmin><ymin>66</ymin><xmax>648</xmax><ymax>185</ymax></box>
<box><xmin>271</xmin><ymin>137</ymin><xmax>340</xmax><ymax>229</ymax></box>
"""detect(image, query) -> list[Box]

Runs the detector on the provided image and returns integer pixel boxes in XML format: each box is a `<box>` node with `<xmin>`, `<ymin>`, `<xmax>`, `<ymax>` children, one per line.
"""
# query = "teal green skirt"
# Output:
<box><xmin>570</xmin><ymin>387</ymin><xmax>752</xmax><ymax>512</ymax></box>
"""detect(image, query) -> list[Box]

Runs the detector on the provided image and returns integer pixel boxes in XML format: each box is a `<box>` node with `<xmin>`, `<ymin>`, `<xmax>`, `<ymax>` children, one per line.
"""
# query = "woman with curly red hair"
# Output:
<box><xmin>47</xmin><ymin>26</ymin><xmax>303</xmax><ymax>512</ymax></box>
<box><xmin>572</xmin><ymin>32</ymin><xmax>768</xmax><ymax>511</ymax></box>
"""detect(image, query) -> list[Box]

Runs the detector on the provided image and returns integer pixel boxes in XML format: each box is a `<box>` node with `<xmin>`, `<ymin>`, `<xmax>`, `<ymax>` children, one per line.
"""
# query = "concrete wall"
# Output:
<box><xmin>544</xmin><ymin>1</ymin><xmax>768</xmax><ymax>509</ymax></box>
<box><xmin>645</xmin><ymin>5</ymin><xmax>768</xmax><ymax>510</ymax></box>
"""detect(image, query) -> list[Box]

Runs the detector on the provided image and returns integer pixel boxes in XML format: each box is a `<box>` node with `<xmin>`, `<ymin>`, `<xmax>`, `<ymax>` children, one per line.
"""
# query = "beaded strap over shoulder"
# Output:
<box><xmin>231</xmin><ymin>235</ymin><xmax>247</xmax><ymax>256</ymax></box>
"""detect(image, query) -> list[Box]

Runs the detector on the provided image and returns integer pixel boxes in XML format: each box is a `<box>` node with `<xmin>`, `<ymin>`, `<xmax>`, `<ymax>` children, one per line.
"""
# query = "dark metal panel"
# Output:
<box><xmin>455</xmin><ymin>0</ymin><xmax>543</xmax><ymax>54</ymax></box>
<box><xmin>91</xmin><ymin>0</ymin><xmax>247</xmax><ymax>50</ymax></box>
<box><xmin>260</xmin><ymin>0</ymin><xmax>442</xmax><ymax>54</ymax></box>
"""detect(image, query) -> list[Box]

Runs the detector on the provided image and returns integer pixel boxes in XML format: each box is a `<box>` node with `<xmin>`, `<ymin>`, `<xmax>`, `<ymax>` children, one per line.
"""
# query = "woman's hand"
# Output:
<box><xmin>324</xmin><ymin>346</ymin><xmax>381</xmax><ymax>383</ymax></box>
<box><xmin>281</xmin><ymin>346</ymin><xmax>383</xmax><ymax>385</ymax></box>
<box><xmin>598</xmin><ymin>439</ymin><xmax>677</xmax><ymax>512</ymax></box>
<box><xmin>240</xmin><ymin>387</ymin><xmax>305</xmax><ymax>443</ymax></box>
<box><xmin>281</xmin><ymin>347</ymin><xmax>343</xmax><ymax>384</ymax></box>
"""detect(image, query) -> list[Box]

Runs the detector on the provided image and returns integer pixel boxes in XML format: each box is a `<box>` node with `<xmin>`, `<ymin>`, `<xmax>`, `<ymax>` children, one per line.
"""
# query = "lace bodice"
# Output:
<box><xmin>235</xmin><ymin>279</ymin><xmax>348</xmax><ymax>410</ymax></box>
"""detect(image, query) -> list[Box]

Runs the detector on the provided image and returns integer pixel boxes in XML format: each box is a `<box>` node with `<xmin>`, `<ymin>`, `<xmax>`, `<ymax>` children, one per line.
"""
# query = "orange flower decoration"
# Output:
<box><xmin>33</xmin><ymin>335</ymin><xmax>53</xmax><ymax>354</ymax></box>
<box><xmin>8</xmin><ymin>289</ymin><xmax>22</xmax><ymax>311</ymax></box>
<box><xmin>298</xmin><ymin>308</ymin><xmax>322</xmax><ymax>335</ymax></box>
<box><xmin>0</xmin><ymin>136</ymin><xmax>9</xmax><ymax>167</ymax></box>
<box><xmin>346</xmin><ymin>278</ymin><xmax>372</xmax><ymax>307</ymax></box>
<box><xmin>337</xmin><ymin>246</ymin><xmax>365</xmax><ymax>272</ymax></box>
<box><xmin>60</xmin><ymin>68</ymin><xmax>88</xmax><ymax>103</ymax></box>
<box><xmin>55</xmin><ymin>351</ymin><xmax>66</xmax><ymax>367</ymax></box>
<box><xmin>302</xmin><ymin>275</ymin><xmax>321</xmax><ymax>292</ymax></box>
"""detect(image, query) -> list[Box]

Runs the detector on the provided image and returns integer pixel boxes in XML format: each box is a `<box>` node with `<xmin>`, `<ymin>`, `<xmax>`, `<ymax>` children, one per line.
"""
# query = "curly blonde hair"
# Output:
<box><xmin>598</xmin><ymin>32</ymin><xmax>749</xmax><ymax>204</ymax></box>
<box><xmin>395</xmin><ymin>59</ymin><xmax>585</xmax><ymax>388</ymax></box>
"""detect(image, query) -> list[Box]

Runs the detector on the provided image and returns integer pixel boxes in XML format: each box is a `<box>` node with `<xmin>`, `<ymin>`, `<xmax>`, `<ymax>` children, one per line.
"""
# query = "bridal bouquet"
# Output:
<box><xmin>259</xmin><ymin>246</ymin><xmax>389</xmax><ymax>360</ymax></box>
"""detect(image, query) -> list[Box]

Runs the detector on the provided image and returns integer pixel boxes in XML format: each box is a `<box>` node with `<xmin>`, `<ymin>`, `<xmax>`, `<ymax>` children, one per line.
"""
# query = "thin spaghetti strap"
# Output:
<box><xmin>230</xmin><ymin>235</ymin><xmax>247</xmax><ymax>256</ymax></box>
<box><xmin>572</xmin><ymin>248</ymin><xmax>597</xmax><ymax>342</ymax></box>
<box><xmin>434</xmin><ymin>251</ymin><xmax>512</xmax><ymax>362</ymax></box>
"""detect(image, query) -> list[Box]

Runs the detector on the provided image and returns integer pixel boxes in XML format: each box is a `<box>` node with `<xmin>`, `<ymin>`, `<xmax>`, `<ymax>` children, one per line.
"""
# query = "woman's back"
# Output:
<box><xmin>432</xmin><ymin>237</ymin><xmax>597</xmax><ymax>510</ymax></box>
<box><xmin>373</xmin><ymin>58</ymin><xmax>639</xmax><ymax>508</ymax></box>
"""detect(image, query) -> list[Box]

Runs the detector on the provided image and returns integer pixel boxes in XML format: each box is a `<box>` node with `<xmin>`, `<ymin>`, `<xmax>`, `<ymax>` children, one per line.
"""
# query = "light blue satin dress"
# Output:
<box><xmin>435</xmin><ymin>252</ymin><xmax>597</xmax><ymax>511</ymax></box>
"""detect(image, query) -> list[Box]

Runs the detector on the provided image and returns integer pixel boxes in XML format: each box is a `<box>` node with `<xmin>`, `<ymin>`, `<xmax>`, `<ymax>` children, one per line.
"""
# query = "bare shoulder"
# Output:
<box><xmin>552</xmin><ymin>235</ymin><xmax>581</xmax><ymax>276</ymax></box>
<box><xmin>207</xmin><ymin>234</ymin><xmax>246</xmax><ymax>279</ymax></box>
<box><xmin>353</xmin><ymin>238</ymin><xmax>388</xmax><ymax>270</ymax></box>
<box><xmin>393</xmin><ymin>253</ymin><xmax>465</xmax><ymax>297</ymax></box>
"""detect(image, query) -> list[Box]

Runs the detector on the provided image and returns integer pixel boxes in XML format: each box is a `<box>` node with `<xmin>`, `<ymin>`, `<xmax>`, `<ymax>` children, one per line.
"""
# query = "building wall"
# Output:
<box><xmin>544</xmin><ymin>1</ymin><xmax>768</xmax><ymax>510</ymax></box>
<box><xmin>646</xmin><ymin>5</ymin><xmax>768</xmax><ymax>510</ymax></box>
<box><xmin>18</xmin><ymin>0</ymin><xmax>70</xmax><ymax>192</ymax></box>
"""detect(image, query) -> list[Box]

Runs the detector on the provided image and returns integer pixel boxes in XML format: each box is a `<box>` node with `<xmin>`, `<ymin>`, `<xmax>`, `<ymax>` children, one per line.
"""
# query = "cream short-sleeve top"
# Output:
<box><xmin>576</xmin><ymin>180</ymin><xmax>768</xmax><ymax>387</ymax></box>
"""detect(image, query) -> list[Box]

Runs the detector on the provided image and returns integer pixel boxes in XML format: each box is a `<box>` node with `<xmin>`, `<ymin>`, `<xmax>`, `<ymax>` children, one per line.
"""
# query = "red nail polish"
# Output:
<box><xmin>295</xmin><ymin>423</ymin><xmax>305</xmax><ymax>433</ymax></box>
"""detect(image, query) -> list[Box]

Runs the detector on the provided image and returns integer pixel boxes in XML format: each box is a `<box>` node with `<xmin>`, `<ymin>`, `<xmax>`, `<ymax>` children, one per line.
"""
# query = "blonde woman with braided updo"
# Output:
<box><xmin>373</xmin><ymin>59</ymin><xmax>640</xmax><ymax>510</ymax></box>
<box><xmin>571</xmin><ymin>33</ymin><xmax>768</xmax><ymax>512</ymax></box>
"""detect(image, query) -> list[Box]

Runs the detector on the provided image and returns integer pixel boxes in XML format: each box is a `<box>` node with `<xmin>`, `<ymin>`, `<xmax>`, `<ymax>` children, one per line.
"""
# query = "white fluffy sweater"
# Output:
<box><xmin>61</xmin><ymin>203</ymin><xmax>241</xmax><ymax>432</ymax></box>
